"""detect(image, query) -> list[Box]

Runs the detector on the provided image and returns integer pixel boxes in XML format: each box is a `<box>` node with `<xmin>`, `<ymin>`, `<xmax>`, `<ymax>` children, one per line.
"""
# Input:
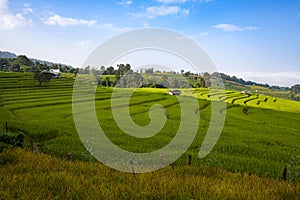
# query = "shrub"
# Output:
<box><xmin>287</xmin><ymin>156</ymin><xmax>300</xmax><ymax>182</ymax></box>
<box><xmin>0</xmin><ymin>132</ymin><xmax>24</xmax><ymax>147</ymax></box>
<box><xmin>243</xmin><ymin>107</ymin><xmax>249</xmax><ymax>115</ymax></box>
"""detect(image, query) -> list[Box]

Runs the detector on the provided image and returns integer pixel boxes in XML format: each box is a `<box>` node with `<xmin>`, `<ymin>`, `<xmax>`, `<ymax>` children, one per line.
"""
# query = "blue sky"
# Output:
<box><xmin>0</xmin><ymin>0</ymin><xmax>299</xmax><ymax>86</ymax></box>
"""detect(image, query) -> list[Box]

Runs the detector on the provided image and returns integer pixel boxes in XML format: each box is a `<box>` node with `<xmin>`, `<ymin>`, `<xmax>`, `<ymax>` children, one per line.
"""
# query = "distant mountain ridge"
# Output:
<box><xmin>0</xmin><ymin>51</ymin><xmax>17</xmax><ymax>59</ymax></box>
<box><xmin>0</xmin><ymin>50</ymin><xmax>72</xmax><ymax>68</ymax></box>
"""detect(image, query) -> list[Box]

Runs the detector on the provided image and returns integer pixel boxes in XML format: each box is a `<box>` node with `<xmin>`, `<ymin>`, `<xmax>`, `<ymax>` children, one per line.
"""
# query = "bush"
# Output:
<box><xmin>0</xmin><ymin>132</ymin><xmax>24</xmax><ymax>147</ymax></box>
<box><xmin>287</xmin><ymin>156</ymin><xmax>300</xmax><ymax>182</ymax></box>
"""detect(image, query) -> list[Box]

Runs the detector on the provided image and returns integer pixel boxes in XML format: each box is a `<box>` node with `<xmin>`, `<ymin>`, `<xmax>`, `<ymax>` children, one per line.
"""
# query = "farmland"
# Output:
<box><xmin>1</xmin><ymin>148</ymin><xmax>299</xmax><ymax>199</ymax></box>
<box><xmin>1</xmin><ymin>72</ymin><xmax>300</xmax><ymax>199</ymax></box>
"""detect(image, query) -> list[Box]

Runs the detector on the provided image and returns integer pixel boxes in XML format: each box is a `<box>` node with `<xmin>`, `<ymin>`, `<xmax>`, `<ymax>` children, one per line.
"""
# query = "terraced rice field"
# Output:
<box><xmin>194</xmin><ymin>88</ymin><xmax>300</xmax><ymax>113</ymax></box>
<box><xmin>0</xmin><ymin>72</ymin><xmax>300</xmax><ymax>179</ymax></box>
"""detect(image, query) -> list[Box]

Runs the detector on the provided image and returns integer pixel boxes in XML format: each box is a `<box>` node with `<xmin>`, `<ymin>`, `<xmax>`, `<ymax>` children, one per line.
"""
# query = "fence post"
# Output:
<box><xmin>67</xmin><ymin>153</ymin><xmax>72</xmax><ymax>161</ymax></box>
<box><xmin>129</xmin><ymin>159</ymin><xmax>135</xmax><ymax>175</ymax></box>
<box><xmin>31</xmin><ymin>140</ymin><xmax>34</xmax><ymax>151</ymax></box>
<box><xmin>159</xmin><ymin>153</ymin><xmax>164</xmax><ymax>169</ymax></box>
<box><xmin>282</xmin><ymin>167</ymin><xmax>287</xmax><ymax>181</ymax></box>
<box><xmin>188</xmin><ymin>155</ymin><xmax>192</xmax><ymax>165</ymax></box>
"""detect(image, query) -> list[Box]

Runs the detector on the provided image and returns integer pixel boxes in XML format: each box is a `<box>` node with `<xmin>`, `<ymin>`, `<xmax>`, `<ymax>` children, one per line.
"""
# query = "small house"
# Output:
<box><xmin>169</xmin><ymin>90</ymin><xmax>181</xmax><ymax>96</ymax></box>
<box><xmin>41</xmin><ymin>69</ymin><xmax>61</xmax><ymax>79</ymax></box>
<box><xmin>241</xmin><ymin>90</ymin><xmax>250</xmax><ymax>95</ymax></box>
<box><xmin>49</xmin><ymin>69</ymin><xmax>61</xmax><ymax>79</ymax></box>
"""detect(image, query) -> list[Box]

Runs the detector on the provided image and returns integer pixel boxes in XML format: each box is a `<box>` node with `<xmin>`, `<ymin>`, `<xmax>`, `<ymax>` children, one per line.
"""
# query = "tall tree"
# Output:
<box><xmin>116</xmin><ymin>64</ymin><xmax>131</xmax><ymax>76</ymax></box>
<box><xmin>106</xmin><ymin>66</ymin><xmax>115</xmax><ymax>75</ymax></box>
<box><xmin>196</xmin><ymin>76</ymin><xmax>206</xmax><ymax>88</ymax></box>
<box><xmin>100</xmin><ymin>66</ymin><xmax>106</xmax><ymax>74</ymax></box>
<box><xmin>0</xmin><ymin>58</ymin><xmax>9</xmax><ymax>71</ymax></box>
<box><xmin>34</xmin><ymin>71</ymin><xmax>53</xmax><ymax>87</ymax></box>
<box><xmin>115</xmin><ymin>64</ymin><xmax>132</xmax><ymax>87</ymax></box>
<box><xmin>292</xmin><ymin>84</ymin><xmax>300</xmax><ymax>94</ymax></box>
<box><xmin>16</xmin><ymin>55</ymin><xmax>33</xmax><ymax>67</ymax></box>
<box><xmin>145</xmin><ymin>68</ymin><xmax>154</xmax><ymax>75</ymax></box>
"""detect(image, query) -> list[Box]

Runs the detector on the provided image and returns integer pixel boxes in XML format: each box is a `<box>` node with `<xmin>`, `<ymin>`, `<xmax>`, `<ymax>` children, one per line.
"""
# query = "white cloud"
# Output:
<box><xmin>199</xmin><ymin>31</ymin><xmax>209</xmax><ymax>36</ymax></box>
<box><xmin>297</xmin><ymin>13</ymin><xmax>300</xmax><ymax>18</ymax></box>
<box><xmin>142</xmin><ymin>22</ymin><xmax>150</xmax><ymax>27</ymax></box>
<box><xmin>44</xmin><ymin>14</ymin><xmax>97</xmax><ymax>27</ymax></box>
<box><xmin>101</xmin><ymin>23</ymin><xmax>113</xmax><ymax>29</ymax></box>
<box><xmin>75</xmin><ymin>40</ymin><xmax>93</xmax><ymax>48</ymax></box>
<box><xmin>243</xmin><ymin>26</ymin><xmax>259</xmax><ymax>31</ymax></box>
<box><xmin>131</xmin><ymin>0</ymin><xmax>211</xmax><ymax>18</ymax></box>
<box><xmin>200</xmin><ymin>0</ymin><xmax>213</xmax><ymax>2</ymax></box>
<box><xmin>117</xmin><ymin>0</ymin><xmax>133</xmax><ymax>7</ymax></box>
<box><xmin>189</xmin><ymin>31</ymin><xmax>209</xmax><ymax>40</ymax></box>
<box><xmin>213</xmin><ymin>24</ymin><xmax>259</xmax><ymax>32</ymax></box>
<box><xmin>156</xmin><ymin>0</ymin><xmax>187</xmax><ymax>3</ymax></box>
<box><xmin>147</xmin><ymin>6</ymin><xmax>180</xmax><ymax>17</ymax></box>
<box><xmin>182</xmin><ymin>8</ymin><xmax>190</xmax><ymax>15</ymax></box>
<box><xmin>99</xmin><ymin>23</ymin><xmax>133</xmax><ymax>33</ymax></box>
<box><xmin>0</xmin><ymin>0</ymin><xmax>33</xmax><ymax>30</ymax></box>
<box><xmin>235</xmin><ymin>72</ymin><xmax>300</xmax><ymax>87</ymax></box>
<box><xmin>156</xmin><ymin>0</ymin><xmax>212</xmax><ymax>4</ymax></box>
<box><xmin>132</xmin><ymin>6</ymin><xmax>189</xmax><ymax>18</ymax></box>
<box><xmin>22</xmin><ymin>3</ymin><xmax>34</xmax><ymax>15</ymax></box>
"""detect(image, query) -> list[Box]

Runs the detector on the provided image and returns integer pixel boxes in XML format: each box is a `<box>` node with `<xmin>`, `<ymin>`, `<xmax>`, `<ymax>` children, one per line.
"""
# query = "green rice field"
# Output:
<box><xmin>1</xmin><ymin>72</ymin><xmax>300</xmax><ymax>199</ymax></box>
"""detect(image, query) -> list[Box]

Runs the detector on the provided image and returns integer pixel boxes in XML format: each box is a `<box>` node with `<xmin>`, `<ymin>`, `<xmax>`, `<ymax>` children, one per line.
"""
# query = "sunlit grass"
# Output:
<box><xmin>0</xmin><ymin>148</ymin><xmax>299</xmax><ymax>200</ymax></box>
<box><xmin>0</xmin><ymin>72</ymin><xmax>299</xmax><ymax>180</ymax></box>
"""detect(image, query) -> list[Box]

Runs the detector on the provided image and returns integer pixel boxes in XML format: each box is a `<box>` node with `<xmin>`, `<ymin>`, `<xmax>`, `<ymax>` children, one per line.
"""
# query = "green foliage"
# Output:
<box><xmin>16</xmin><ymin>55</ymin><xmax>33</xmax><ymax>67</ymax></box>
<box><xmin>292</xmin><ymin>84</ymin><xmax>300</xmax><ymax>94</ymax></box>
<box><xmin>287</xmin><ymin>156</ymin><xmax>300</xmax><ymax>182</ymax></box>
<box><xmin>0</xmin><ymin>132</ymin><xmax>24</xmax><ymax>147</ymax></box>
<box><xmin>34</xmin><ymin>71</ymin><xmax>53</xmax><ymax>87</ymax></box>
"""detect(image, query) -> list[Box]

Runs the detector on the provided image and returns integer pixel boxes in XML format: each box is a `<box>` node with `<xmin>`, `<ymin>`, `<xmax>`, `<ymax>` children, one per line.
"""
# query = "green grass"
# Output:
<box><xmin>0</xmin><ymin>72</ymin><xmax>300</xmax><ymax>198</ymax></box>
<box><xmin>194</xmin><ymin>88</ymin><xmax>300</xmax><ymax>113</ymax></box>
<box><xmin>1</xmin><ymin>148</ymin><xmax>299</xmax><ymax>200</ymax></box>
<box><xmin>1</xmin><ymin>72</ymin><xmax>300</xmax><ymax>175</ymax></box>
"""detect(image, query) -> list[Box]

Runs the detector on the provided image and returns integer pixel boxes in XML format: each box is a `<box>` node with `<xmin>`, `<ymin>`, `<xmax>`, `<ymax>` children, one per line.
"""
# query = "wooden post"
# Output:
<box><xmin>282</xmin><ymin>167</ymin><xmax>287</xmax><ymax>181</ymax></box>
<box><xmin>67</xmin><ymin>153</ymin><xmax>72</xmax><ymax>161</ymax></box>
<box><xmin>159</xmin><ymin>153</ymin><xmax>164</xmax><ymax>169</ymax></box>
<box><xmin>188</xmin><ymin>155</ymin><xmax>192</xmax><ymax>165</ymax></box>
<box><xmin>31</xmin><ymin>140</ymin><xmax>34</xmax><ymax>151</ymax></box>
<box><xmin>129</xmin><ymin>159</ymin><xmax>135</xmax><ymax>175</ymax></box>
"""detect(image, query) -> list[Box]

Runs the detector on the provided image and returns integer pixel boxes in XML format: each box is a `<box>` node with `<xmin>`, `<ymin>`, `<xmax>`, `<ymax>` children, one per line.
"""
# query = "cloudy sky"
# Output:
<box><xmin>0</xmin><ymin>0</ymin><xmax>299</xmax><ymax>86</ymax></box>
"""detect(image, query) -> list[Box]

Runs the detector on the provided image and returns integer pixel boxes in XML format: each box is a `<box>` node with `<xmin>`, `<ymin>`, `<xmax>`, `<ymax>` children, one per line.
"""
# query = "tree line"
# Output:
<box><xmin>1</xmin><ymin>55</ymin><xmax>299</xmax><ymax>100</ymax></box>
<box><xmin>83</xmin><ymin>64</ymin><xmax>208</xmax><ymax>88</ymax></box>
<box><xmin>0</xmin><ymin>55</ymin><xmax>74</xmax><ymax>73</ymax></box>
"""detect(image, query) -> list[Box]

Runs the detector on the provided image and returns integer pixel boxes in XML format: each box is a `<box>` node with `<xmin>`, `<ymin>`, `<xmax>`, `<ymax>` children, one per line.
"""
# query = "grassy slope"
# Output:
<box><xmin>193</xmin><ymin>88</ymin><xmax>300</xmax><ymax>113</ymax></box>
<box><xmin>1</xmin><ymin>73</ymin><xmax>299</xmax><ymax>173</ymax></box>
<box><xmin>224</xmin><ymin>80</ymin><xmax>291</xmax><ymax>99</ymax></box>
<box><xmin>1</xmin><ymin>148</ymin><xmax>299</xmax><ymax>199</ymax></box>
<box><xmin>0</xmin><ymin>72</ymin><xmax>300</xmax><ymax>198</ymax></box>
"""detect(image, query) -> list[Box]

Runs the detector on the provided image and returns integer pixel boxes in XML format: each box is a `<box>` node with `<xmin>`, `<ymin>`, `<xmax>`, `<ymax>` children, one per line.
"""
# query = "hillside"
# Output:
<box><xmin>221</xmin><ymin>80</ymin><xmax>294</xmax><ymax>101</ymax></box>
<box><xmin>0</xmin><ymin>72</ymin><xmax>299</xmax><ymax>173</ymax></box>
<box><xmin>0</xmin><ymin>50</ymin><xmax>72</xmax><ymax>68</ymax></box>
<box><xmin>0</xmin><ymin>51</ymin><xmax>17</xmax><ymax>59</ymax></box>
<box><xmin>1</xmin><ymin>148</ymin><xmax>299</xmax><ymax>199</ymax></box>
<box><xmin>0</xmin><ymin>72</ymin><xmax>299</xmax><ymax>198</ymax></box>
<box><xmin>1</xmin><ymin>50</ymin><xmax>299</xmax><ymax>102</ymax></box>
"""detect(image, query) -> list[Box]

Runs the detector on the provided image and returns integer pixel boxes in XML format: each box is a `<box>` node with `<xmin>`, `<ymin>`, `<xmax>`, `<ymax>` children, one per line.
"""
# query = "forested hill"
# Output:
<box><xmin>0</xmin><ymin>50</ymin><xmax>72</xmax><ymax>69</ymax></box>
<box><xmin>0</xmin><ymin>51</ymin><xmax>17</xmax><ymax>59</ymax></box>
<box><xmin>0</xmin><ymin>50</ymin><xmax>299</xmax><ymax>101</ymax></box>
